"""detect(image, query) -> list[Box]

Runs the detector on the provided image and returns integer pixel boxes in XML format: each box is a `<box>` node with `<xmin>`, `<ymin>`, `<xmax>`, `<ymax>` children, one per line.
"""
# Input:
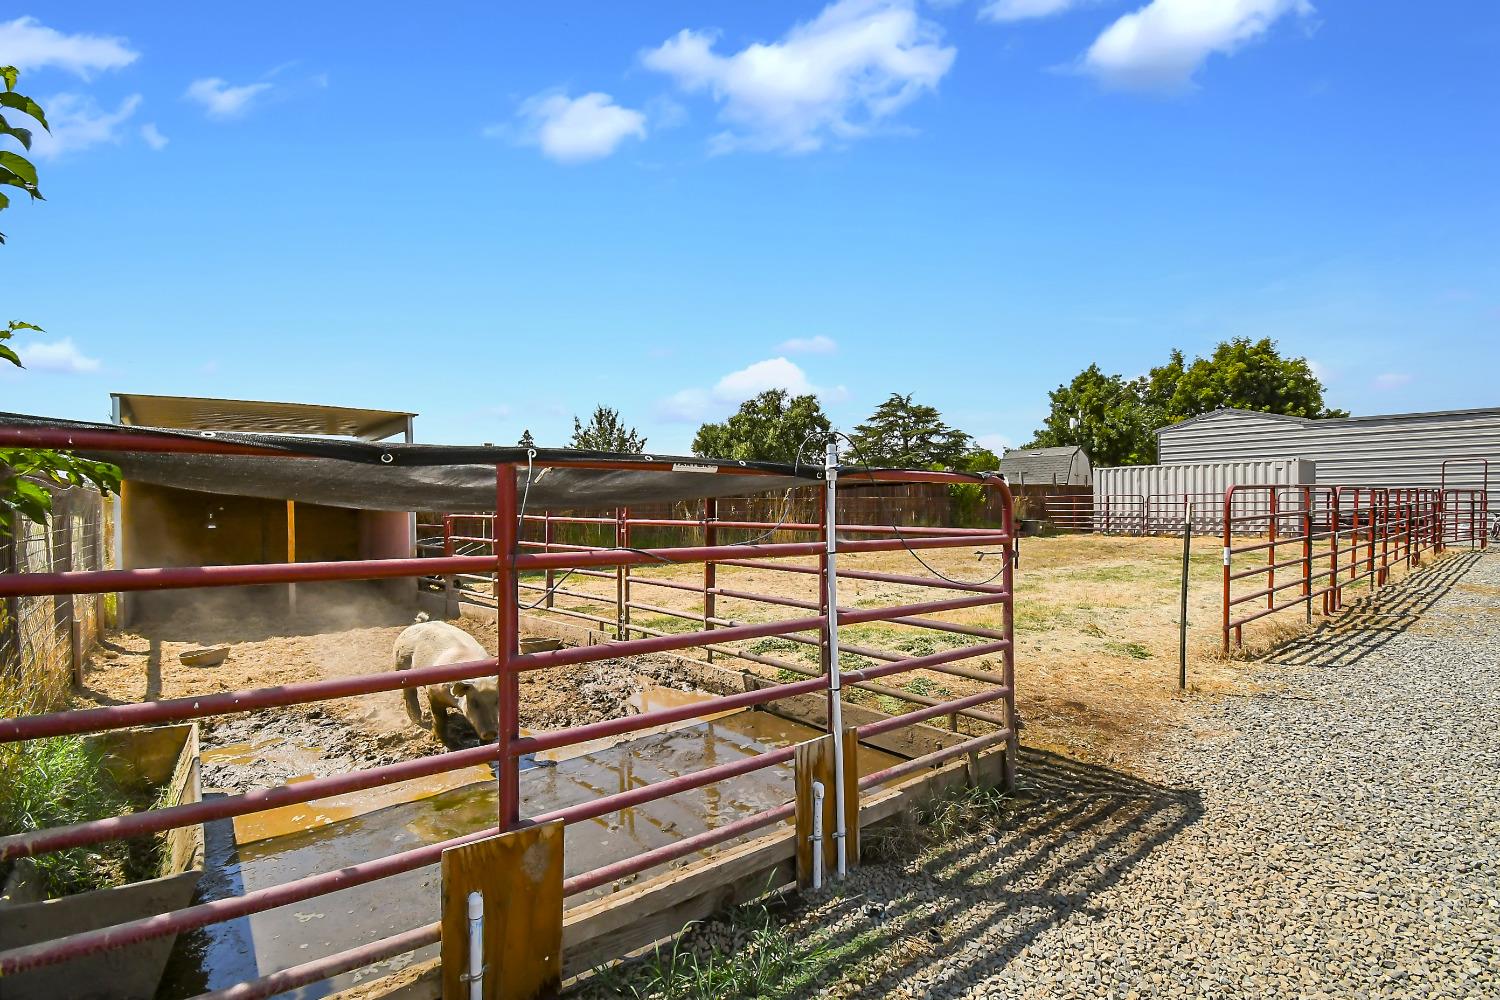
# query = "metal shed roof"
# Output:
<box><xmin>1156</xmin><ymin>405</ymin><xmax>1500</xmax><ymax>437</ymax></box>
<box><xmin>999</xmin><ymin>446</ymin><xmax>1091</xmax><ymax>486</ymax></box>
<box><xmin>111</xmin><ymin>393</ymin><xmax>416</xmax><ymax>442</ymax></box>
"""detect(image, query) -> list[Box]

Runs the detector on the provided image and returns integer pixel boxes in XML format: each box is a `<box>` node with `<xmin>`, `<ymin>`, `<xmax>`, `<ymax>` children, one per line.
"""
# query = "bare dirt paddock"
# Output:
<box><xmin>72</xmin><ymin>533</ymin><xmax>1376</xmax><ymax>781</ymax></box>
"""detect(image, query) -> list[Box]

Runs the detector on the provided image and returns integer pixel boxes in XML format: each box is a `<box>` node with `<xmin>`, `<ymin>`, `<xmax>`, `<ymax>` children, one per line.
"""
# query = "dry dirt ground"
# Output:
<box><xmin>70</xmin><ymin>533</ymin><xmax>1425</xmax><ymax>782</ymax></box>
<box><xmin>528</xmin><ymin>532</ymin><xmax>1334</xmax><ymax>772</ymax></box>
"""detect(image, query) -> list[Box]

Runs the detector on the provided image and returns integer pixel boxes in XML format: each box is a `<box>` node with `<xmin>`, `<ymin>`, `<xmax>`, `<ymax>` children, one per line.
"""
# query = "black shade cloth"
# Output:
<box><xmin>1</xmin><ymin>412</ymin><xmax>995</xmax><ymax>512</ymax></box>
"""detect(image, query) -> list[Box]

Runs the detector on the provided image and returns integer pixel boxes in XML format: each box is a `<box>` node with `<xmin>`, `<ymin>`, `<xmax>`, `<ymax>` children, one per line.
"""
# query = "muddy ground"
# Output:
<box><xmin>75</xmin><ymin>586</ymin><xmax>706</xmax><ymax>790</ymax></box>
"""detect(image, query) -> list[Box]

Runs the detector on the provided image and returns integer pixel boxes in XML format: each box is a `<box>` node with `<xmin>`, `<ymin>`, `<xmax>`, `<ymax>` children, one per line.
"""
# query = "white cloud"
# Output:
<box><xmin>0</xmin><ymin>16</ymin><xmax>138</xmax><ymax>78</ymax></box>
<box><xmin>140</xmin><ymin>122</ymin><xmax>168</xmax><ymax>150</ymax></box>
<box><xmin>28</xmin><ymin>92</ymin><xmax>142</xmax><ymax>158</ymax></box>
<box><xmin>511</xmin><ymin>91</ymin><xmax>647</xmax><ymax>163</ymax></box>
<box><xmin>19</xmin><ymin>338</ymin><xmax>101</xmax><ymax>374</ymax></box>
<box><xmin>1372</xmin><ymin>372</ymin><xmax>1412</xmax><ymax>390</ymax></box>
<box><xmin>714</xmin><ymin>357</ymin><xmax>818</xmax><ymax>399</ymax></box>
<box><xmin>657</xmin><ymin>388</ymin><xmax>714</xmax><ymax>422</ymax></box>
<box><xmin>184</xmin><ymin>77</ymin><xmax>272</xmax><ymax>118</ymax></box>
<box><xmin>777</xmin><ymin>335</ymin><xmax>838</xmax><ymax>355</ymax></box>
<box><xmin>657</xmin><ymin>357</ymin><xmax>847</xmax><ymax>422</ymax></box>
<box><xmin>642</xmin><ymin>0</ymin><xmax>955</xmax><ymax>154</ymax></box>
<box><xmin>976</xmin><ymin>433</ymin><xmax>1013</xmax><ymax>453</ymax></box>
<box><xmin>981</xmin><ymin>0</ymin><xmax>1081</xmax><ymax>22</ymax></box>
<box><xmin>1082</xmin><ymin>0</ymin><xmax>1314</xmax><ymax>91</ymax></box>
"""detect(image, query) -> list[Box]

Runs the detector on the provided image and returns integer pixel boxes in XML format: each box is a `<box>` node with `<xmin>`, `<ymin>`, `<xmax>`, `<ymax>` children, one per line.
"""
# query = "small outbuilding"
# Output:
<box><xmin>109</xmin><ymin>393</ymin><xmax>418</xmax><ymax>622</ymax></box>
<box><xmin>999</xmin><ymin>446</ymin><xmax>1093</xmax><ymax>488</ymax></box>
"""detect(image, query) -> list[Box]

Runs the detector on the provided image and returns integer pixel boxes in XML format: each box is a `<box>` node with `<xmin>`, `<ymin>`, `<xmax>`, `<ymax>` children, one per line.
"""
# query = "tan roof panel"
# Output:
<box><xmin>111</xmin><ymin>393</ymin><xmax>415</xmax><ymax>441</ymax></box>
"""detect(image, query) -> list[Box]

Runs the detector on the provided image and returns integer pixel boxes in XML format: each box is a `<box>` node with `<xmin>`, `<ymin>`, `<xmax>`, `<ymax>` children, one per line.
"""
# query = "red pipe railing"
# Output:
<box><xmin>1220</xmin><ymin>483</ymin><xmax>1456</xmax><ymax>652</ymax></box>
<box><xmin>0</xmin><ymin>426</ymin><xmax>1017</xmax><ymax>994</ymax></box>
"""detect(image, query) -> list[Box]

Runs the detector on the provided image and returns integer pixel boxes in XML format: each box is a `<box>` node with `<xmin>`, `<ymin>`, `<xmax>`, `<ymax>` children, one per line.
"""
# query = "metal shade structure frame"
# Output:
<box><xmin>0</xmin><ymin>427</ymin><xmax>1017</xmax><ymax>999</ymax></box>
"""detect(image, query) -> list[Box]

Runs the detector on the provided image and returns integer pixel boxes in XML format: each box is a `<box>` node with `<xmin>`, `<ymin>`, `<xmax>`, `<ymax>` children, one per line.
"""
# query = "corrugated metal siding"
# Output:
<box><xmin>1157</xmin><ymin>409</ymin><xmax>1500</xmax><ymax>489</ymax></box>
<box><xmin>1095</xmin><ymin>459</ymin><xmax>1314</xmax><ymax>501</ymax></box>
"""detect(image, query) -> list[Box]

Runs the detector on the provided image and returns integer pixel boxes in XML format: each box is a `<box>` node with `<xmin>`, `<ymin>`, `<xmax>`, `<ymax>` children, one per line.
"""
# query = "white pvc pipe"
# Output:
<box><xmin>465</xmin><ymin>890</ymin><xmax>484</xmax><ymax>1000</ymax></box>
<box><xmin>811</xmin><ymin>780</ymin><xmax>826</xmax><ymax>890</ymax></box>
<box><xmin>824</xmin><ymin>442</ymin><xmax>849</xmax><ymax>879</ymax></box>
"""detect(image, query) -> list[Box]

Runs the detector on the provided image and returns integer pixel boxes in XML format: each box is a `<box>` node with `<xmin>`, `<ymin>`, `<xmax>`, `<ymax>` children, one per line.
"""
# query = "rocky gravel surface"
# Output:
<box><xmin>611</xmin><ymin>550</ymin><xmax>1499</xmax><ymax>998</ymax></box>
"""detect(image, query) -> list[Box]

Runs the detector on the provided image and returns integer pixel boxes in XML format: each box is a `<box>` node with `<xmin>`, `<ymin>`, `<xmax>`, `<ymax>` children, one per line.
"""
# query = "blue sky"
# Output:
<box><xmin>2</xmin><ymin>1</ymin><xmax>1497</xmax><ymax>454</ymax></box>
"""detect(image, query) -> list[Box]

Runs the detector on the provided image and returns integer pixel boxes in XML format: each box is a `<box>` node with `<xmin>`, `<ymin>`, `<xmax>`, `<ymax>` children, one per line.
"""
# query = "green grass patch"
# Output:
<box><xmin>904</xmin><ymin>676</ymin><xmax>952</xmax><ymax>698</ymax></box>
<box><xmin>0</xmin><ymin>736</ymin><xmax>165</xmax><ymax>897</ymax></box>
<box><xmin>1082</xmin><ymin>563</ymin><xmax>1166</xmax><ymax>584</ymax></box>
<box><xmin>1105</xmin><ymin>641</ymin><xmax>1152</xmax><ymax>660</ymax></box>
<box><xmin>1015</xmin><ymin>605</ymin><xmax>1071</xmax><ymax>633</ymax></box>
<box><xmin>638</xmin><ymin>615</ymin><xmax>694</xmax><ymax>635</ymax></box>
<box><xmin>747</xmin><ymin>636</ymin><xmax>810</xmax><ymax>657</ymax></box>
<box><xmin>584</xmin><ymin>896</ymin><xmax>830</xmax><ymax>1000</ymax></box>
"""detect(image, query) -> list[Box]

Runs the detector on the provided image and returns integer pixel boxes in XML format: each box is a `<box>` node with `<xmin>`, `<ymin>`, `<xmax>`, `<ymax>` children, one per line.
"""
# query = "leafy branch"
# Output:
<box><xmin>0</xmin><ymin>66</ymin><xmax>119</xmax><ymax>535</ymax></box>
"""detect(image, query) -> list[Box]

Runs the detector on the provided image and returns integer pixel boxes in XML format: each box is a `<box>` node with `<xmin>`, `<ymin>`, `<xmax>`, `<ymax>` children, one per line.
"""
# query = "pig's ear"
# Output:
<box><xmin>448</xmin><ymin>681</ymin><xmax>474</xmax><ymax>699</ymax></box>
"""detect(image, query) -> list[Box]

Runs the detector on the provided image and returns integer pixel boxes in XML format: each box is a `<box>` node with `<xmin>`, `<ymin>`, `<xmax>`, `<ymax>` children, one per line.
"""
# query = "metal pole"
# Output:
<box><xmin>810</xmin><ymin>780</ymin><xmax>825</xmax><ymax>891</ymax></box>
<box><xmin>1302</xmin><ymin>486</ymin><xmax>1312</xmax><ymax>624</ymax></box>
<box><xmin>1001</xmin><ymin>485</ymin><xmax>1017</xmax><ymax>792</ymax></box>
<box><xmin>620</xmin><ymin>506</ymin><xmax>632</xmax><ymax>639</ymax></box>
<box><xmin>1179</xmin><ymin>500</ymin><xmax>1192</xmax><ymax>691</ymax></box>
<box><xmin>823</xmin><ymin>443</ymin><xmax>848</xmax><ymax>879</ymax></box>
<box><xmin>1221</xmin><ymin>489</ymin><xmax>1232</xmax><ymax>656</ymax></box>
<box><xmin>495</xmin><ymin>465</ymin><xmax>520</xmax><ymax>828</ymax></box>
<box><xmin>543</xmin><ymin>510</ymin><xmax>554</xmax><ymax>609</ymax></box>
<box><xmin>615</xmin><ymin>507</ymin><xmax>627</xmax><ymax>640</ymax></box>
<box><xmin>704</xmin><ymin>497</ymin><xmax>717</xmax><ymax>663</ymax></box>
<box><xmin>463</xmin><ymin>891</ymin><xmax>484</xmax><ymax>1000</ymax></box>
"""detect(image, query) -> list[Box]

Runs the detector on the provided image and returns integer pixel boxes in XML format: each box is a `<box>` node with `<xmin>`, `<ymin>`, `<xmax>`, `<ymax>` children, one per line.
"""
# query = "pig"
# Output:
<box><xmin>395</xmin><ymin>621</ymin><xmax>498</xmax><ymax>745</ymax></box>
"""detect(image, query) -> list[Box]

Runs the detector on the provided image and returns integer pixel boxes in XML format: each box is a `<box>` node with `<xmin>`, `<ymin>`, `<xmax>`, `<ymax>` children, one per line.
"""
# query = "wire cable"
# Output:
<box><xmin>831</xmin><ymin>430</ymin><xmax>1009</xmax><ymax>588</ymax></box>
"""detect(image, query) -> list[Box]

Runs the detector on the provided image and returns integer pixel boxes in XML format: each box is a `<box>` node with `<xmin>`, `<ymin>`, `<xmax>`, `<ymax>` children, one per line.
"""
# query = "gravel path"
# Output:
<box><xmin>614</xmin><ymin>549</ymin><xmax>1499</xmax><ymax>998</ymax></box>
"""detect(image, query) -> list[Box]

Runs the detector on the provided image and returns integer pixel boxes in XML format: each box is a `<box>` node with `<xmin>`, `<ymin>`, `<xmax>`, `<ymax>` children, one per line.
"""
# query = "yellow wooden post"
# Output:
<box><xmin>793</xmin><ymin>730</ymin><xmax>860</xmax><ymax>888</ymax></box>
<box><xmin>440</xmin><ymin>821</ymin><xmax>564</xmax><ymax>1000</ymax></box>
<box><xmin>286</xmin><ymin>499</ymin><xmax>297</xmax><ymax>615</ymax></box>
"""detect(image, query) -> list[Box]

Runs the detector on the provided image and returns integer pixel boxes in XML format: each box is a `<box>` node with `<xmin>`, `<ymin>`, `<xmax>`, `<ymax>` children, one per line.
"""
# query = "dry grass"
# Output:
<box><xmin>527</xmin><ymin>533</ymin><xmax>1290</xmax><ymax>772</ymax></box>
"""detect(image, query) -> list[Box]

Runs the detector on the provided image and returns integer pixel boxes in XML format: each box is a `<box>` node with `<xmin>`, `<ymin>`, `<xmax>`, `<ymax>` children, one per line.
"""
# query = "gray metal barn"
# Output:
<box><xmin>1156</xmin><ymin>406</ymin><xmax>1499</xmax><ymax>489</ymax></box>
<box><xmin>999</xmin><ymin>445</ymin><xmax>1092</xmax><ymax>487</ymax></box>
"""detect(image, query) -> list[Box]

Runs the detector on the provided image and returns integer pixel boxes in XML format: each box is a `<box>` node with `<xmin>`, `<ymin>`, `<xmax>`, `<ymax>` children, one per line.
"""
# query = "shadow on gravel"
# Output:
<box><xmin>1259</xmin><ymin>551</ymin><xmax>1483</xmax><ymax>670</ymax></box>
<box><xmin>818</xmin><ymin>747</ymin><xmax>1204</xmax><ymax>997</ymax></box>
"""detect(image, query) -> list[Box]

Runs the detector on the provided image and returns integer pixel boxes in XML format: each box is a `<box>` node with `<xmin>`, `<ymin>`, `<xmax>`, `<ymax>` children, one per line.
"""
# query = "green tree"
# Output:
<box><xmin>1</xmin><ymin>69</ymin><xmax>119</xmax><ymax>535</ymax></box>
<box><xmin>691</xmin><ymin>389</ymin><xmax>833</xmax><ymax>464</ymax></box>
<box><xmin>517</xmin><ymin>428</ymin><xmax>536</xmax><ymax>448</ymax></box>
<box><xmin>849</xmin><ymin>393</ymin><xmax>972</xmax><ymax>468</ymax></box>
<box><xmin>1149</xmin><ymin>337</ymin><xmax>1347</xmax><ymax>424</ymax></box>
<box><xmin>0</xmin><ymin>65</ymin><xmax>47</xmax><ymax>245</ymax></box>
<box><xmin>1028</xmin><ymin>365</ymin><xmax>1157</xmax><ymax>467</ymax></box>
<box><xmin>570</xmin><ymin>406</ymin><xmax>646</xmax><ymax>453</ymax></box>
<box><xmin>1030</xmin><ymin>339</ymin><xmax>1345</xmax><ymax>466</ymax></box>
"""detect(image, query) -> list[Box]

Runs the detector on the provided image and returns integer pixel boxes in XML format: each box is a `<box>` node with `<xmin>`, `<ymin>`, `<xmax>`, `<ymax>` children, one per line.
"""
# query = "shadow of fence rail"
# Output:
<box><xmin>1260</xmin><ymin>550</ymin><xmax>1484</xmax><ymax>670</ymax></box>
<box><xmin>806</xmin><ymin>747</ymin><xmax>1202</xmax><ymax>996</ymax></box>
<box><xmin>582</xmin><ymin>747</ymin><xmax>1202</xmax><ymax>997</ymax></box>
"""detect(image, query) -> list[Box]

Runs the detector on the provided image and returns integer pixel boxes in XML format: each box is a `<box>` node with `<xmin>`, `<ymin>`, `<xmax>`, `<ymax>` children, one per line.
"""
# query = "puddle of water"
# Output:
<box><xmin>229</xmin><ymin>766</ymin><xmax>499</xmax><ymax>846</ymax></box>
<box><xmin>525</xmin><ymin>683</ymin><xmax>741</xmax><ymax>763</ymax></box>
<box><xmin>163</xmin><ymin>708</ymin><xmax>901</xmax><ymax>999</ymax></box>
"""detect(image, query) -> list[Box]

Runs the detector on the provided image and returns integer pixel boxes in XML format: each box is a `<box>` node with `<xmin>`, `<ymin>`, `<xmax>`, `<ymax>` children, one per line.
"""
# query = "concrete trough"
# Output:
<box><xmin>0</xmin><ymin>724</ymin><xmax>205</xmax><ymax>1000</ymax></box>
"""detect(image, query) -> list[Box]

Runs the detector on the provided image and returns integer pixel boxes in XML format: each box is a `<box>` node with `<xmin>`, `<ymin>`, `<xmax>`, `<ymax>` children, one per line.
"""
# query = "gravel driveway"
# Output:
<box><xmin>628</xmin><ymin>549</ymin><xmax>1499</xmax><ymax>999</ymax></box>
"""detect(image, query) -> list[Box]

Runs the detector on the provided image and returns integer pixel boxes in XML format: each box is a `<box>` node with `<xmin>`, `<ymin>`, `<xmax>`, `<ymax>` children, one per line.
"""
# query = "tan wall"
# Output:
<box><xmin>122</xmin><ymin>483</ymin><xmax>371</xmax><ymax>620</ymax></box>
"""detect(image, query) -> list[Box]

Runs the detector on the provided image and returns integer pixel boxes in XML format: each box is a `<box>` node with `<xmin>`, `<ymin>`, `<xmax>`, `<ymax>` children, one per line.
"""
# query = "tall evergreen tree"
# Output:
<box><xmin>569</xmin><ymin>406</ymin><xmax>646</xmax><ymax>453</ymax></box>
<box><xmin>849</xmin><ymin>393</ymin><xmax>972</xmax><ymax>468</ymax></box>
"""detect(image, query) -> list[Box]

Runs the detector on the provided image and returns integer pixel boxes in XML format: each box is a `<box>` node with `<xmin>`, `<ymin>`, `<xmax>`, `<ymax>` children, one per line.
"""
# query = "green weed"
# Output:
<box><xmin>1105</xmin><ymin>641</ymin><xmax>1152</xmax><ymax>660</ymax></box>
<box><xmin>584</xmin><ymin>896</ymin><xmax>828</xmax><ymax>999</ymax></box>
<box><xmin>0</xmin><ymin>734</ymin><xmax>164</xmax><ymax>896</ymax></box>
